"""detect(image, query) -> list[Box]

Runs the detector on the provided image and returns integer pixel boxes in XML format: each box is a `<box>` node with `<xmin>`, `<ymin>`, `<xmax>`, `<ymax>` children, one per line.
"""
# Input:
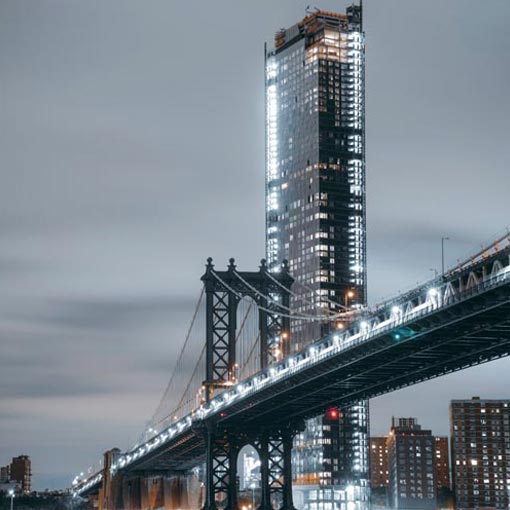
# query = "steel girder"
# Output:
<box><xmin>201</xmin><ymin>258</ymin><xmax>293</xmax><ymax>401</ymax></box>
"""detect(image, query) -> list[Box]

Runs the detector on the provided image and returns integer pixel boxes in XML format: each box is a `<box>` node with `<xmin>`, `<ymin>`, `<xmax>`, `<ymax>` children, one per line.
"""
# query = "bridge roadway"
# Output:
<box><xmin>75</xmin><ymin>247</ymin><xmax>510</xmax><ymax>497</ymax></box>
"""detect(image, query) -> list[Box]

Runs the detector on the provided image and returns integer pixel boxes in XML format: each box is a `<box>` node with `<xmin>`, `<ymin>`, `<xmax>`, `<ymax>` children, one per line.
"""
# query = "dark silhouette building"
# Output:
<box><xmin>264</xmin><ymin>5</ymin><xmax>368</xmax><ymax>510</ymax></box>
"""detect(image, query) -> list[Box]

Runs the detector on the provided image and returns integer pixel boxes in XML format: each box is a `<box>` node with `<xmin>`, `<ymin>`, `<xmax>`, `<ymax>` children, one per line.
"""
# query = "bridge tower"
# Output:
<box><xmin>201</xmin><ymin>257</ymin><xmax>293</xmax><ymax>402</ymax></box>
<box><xmin>200</xmin><ymin>258</ymin><xmax>305</xmax><ymax>510</ymax></box>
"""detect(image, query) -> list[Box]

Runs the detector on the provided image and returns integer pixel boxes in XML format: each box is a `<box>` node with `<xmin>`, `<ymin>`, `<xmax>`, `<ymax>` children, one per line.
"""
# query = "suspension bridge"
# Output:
<box><xmin>72</xmin><ymin>234</ymin><xmax>510</xmax><ymax>510</ymax></box>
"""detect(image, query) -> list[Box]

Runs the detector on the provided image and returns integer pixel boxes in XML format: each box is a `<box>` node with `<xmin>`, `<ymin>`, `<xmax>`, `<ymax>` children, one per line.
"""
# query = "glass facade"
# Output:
<box><xmin>265</xmin><ymin>6</ymin><xmax>369</xmax><ymax>510</ymax></box>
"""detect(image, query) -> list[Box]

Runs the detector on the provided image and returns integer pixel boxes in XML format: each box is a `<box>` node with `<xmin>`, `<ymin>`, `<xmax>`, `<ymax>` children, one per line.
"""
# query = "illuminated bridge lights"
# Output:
<box><xmin>73</xmin><ymin>254</ymin><xmax>510</xmax><ymax>496</ymax></box>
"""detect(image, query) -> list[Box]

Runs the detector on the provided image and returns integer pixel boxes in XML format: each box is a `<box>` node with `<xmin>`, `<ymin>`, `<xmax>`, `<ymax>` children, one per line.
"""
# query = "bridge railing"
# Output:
<box><xmin>365</xmin><ymin>245</ymin><xmax>510</xmax><ymax>319</ymax></box>
<box><xmin>72</xmin><ymin>472</ymin><xmax>103</xmax><ymax>496</ymax></box>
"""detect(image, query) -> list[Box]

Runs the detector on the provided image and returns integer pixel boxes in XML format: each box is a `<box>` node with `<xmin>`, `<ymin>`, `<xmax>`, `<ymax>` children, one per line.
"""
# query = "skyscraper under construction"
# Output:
<box><xmin>265</xmin><ymin>4</ymin><xmax>368</xmax><ymax>510</ymax></box>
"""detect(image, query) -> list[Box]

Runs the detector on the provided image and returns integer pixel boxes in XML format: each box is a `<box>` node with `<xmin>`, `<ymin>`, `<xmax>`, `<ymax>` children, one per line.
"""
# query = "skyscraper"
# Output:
<box><xmin>450</xmin><ymin>397</ymin><xmax>510</xmax><ymax>510</ymax></box>
<box><xmin>387</xmin><ymin>418</ymin><xmax>436</xmax><ymax>510</ymax></box>
<box><xmin>265</xmin><ymin>5</ymin><xmax>368</xmax><ymax>510</ymax></box>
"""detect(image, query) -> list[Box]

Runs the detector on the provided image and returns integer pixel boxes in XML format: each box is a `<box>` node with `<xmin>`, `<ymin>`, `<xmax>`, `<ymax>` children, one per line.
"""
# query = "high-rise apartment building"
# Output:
<box><xmin>370</xmin><ymin>434</ymin><xmax>449</xmax><ymax>493</ymax></box>
<box><xmin>265</xmin><ymin>5</ymin><xmax>368</xmax><ymax>510</ymax></box>
<box><xmin>434</xmin><ymin>437</ymin><xmax>450</xmax><ymax>490</ymax></box>
<box><xmin>450</xmin><ymin>397</ymin><xmax>510</xmax><ymax>510</ymax></box>
<box><xmin>370</xmin><ymin>437</ymin><xmax>389</xmax><ymax>488</ymax></box>
<box><xmin>265</xmin><ymin>7</ymin><xmax>366</xmax><ymax>320</ymax></box>
<box><xmin>10</xmin><ymin>455</ymin><xmax>31</xmax><ymax>494</ymax></box>
<box><xmin>387</xmin><ymin>418</ymin><xmax>436</xmax><ymax>510</ymax></box>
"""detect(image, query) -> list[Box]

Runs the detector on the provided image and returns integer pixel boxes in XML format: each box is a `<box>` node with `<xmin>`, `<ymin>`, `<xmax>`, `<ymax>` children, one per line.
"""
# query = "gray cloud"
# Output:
<box><xmin>0</xmin><ymin>377</ymin><xmax>110</xmax><ymax>400</ymax></box>
<box><xmin>35</xmin><ymin>296</ymin><xmax>197</xmax><ymax>331</ymax></box>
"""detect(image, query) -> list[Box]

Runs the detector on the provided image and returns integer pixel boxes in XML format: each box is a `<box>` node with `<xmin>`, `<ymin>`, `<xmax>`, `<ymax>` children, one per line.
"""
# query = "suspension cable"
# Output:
<box><xmin>293</xmin><ymin>278</ymin><xmax>356</xmax><ymax>311</ymax></box>
<box><xmin>242</xmin><ymin>332</ymin><xmax>260</xmax><ymax>374</ymax></box>
<box><xmin>235</xmin><ymin>300</ymin><xmax>255</xmax><ymax>343</ymax></box>
<box><xmin>233</xmin><ymin>270</ymin><xmax>340</xmax><ymax>320</ymax></box>
<box><xmin>211</xmin><ymin>270</ymin><xmax>338</xmax><ymax>322</ymax></box>
<box><xmin>264</xmin><ymin>270</ymin><xmax>348</xmax><ymax>311</ymax></box>
<box><xmin>233</xmin><ymin>270</ymin><xmax>295</xmax><ymax>313</ymax></box>
<box><xmin>173</xmin><ymin>344</ymin><xmax>206</xmax><ymax>418</ymax></box>
<box><xmin>149</xmin><ymin>287</ymin><xmax>205</xmax><ymax>426</ymax></box>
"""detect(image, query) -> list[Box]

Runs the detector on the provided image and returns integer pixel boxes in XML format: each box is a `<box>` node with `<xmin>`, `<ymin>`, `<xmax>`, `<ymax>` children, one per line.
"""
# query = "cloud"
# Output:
<box><xmin>0</xmin><ymin>376</ymin><xmax>109</xmax><ymax>399</ymax></box>
<box><xmin>36</xmin><ymin>295</ymin><xmax>197</xmax><ymax>331</ymax></box>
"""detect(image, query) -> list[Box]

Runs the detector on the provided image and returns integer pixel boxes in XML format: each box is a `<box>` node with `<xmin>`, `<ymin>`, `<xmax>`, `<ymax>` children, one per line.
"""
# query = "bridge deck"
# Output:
<box><xmin>75</xmin><ymin>249</ymin><xmax>510</xmax><ymax>495</ymax></box>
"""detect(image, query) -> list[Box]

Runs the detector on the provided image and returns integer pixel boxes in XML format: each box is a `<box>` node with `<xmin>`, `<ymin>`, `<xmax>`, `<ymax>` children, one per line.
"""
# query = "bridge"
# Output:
<box><xmin>72</xmin><ymin>234</ymin><xmax>510</xmax><ymax>510</ymax></box>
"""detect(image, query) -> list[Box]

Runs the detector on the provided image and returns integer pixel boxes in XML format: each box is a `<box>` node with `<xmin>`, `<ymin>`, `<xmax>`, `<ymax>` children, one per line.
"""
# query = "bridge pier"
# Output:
<box><xmin>202</xmin><ymin>420</ymin><xmax>305</xmax><ymax>510</ymax></box>
<box><xmin>121</xmin><ymin>476</ymin><xmax>142</xmax><ymax>510</ymax></box>
<box><xmin>203</xmin><ymin>426</ymin><xmax>218</xmax><ymax>510</ymax></box>
<box><xmin>258</xmin><ymin>432</ymin><xmax>271</xmax><ymax>510</ymax></box>
<box><xmin>281</xmin><ymin>427</ymin><xmax>297</xmax><ymax>510</ymax></box>
<box><xmin>226</xmin><ymin>435</ymin><xmax>240</xmax><ymax>510</ymax></box>
<box><xmin>161</xmin><ymin>473</ymin><xmax>193</xmax><ymax>510</ymax></box>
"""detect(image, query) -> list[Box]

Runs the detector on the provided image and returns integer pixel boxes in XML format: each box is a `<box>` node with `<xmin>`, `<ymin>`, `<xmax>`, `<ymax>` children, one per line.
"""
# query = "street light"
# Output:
<box><xmin>345</xmin><ymin>290</ymin><xmax>355</xmax><ymax>309</ymax></box>
<box><xmin>8</xmin><ymin>489</ymin><xmax>15</xmax><ymax>510</ymax></box>
<box><xmin>250</xmin><ymin>482</ymin><xmax>257</xmax><ymax>509</ymax></box>
<box><xmin>441</xmin><ymin>236</ymin><xmax>450</xmax><ymax>276</ymax></box>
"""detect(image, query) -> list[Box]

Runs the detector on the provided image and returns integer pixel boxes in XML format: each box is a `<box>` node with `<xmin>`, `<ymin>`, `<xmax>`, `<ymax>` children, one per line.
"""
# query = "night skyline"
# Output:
<box><xmin>1</xmin><ymin>0</ymin><xmax>510</xmax><ymax>492</ymax></box>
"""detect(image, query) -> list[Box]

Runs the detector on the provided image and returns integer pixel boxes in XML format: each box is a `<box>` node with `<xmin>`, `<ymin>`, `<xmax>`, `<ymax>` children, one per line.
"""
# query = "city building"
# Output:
<box><xmin>371</xmin><ymin>434</ymin><xmax>449</xmax><ymax>493</ymax></box>
<box><xmin>434</xmin><ymin>437</ymin><xmax>450</xmax><ymax>490</ymax></box>
<box><xmin>239</xmin><ymin>445</ymin><xmax>261</xmax><ymax>491</ymax></box>
<box><xmin>370</xmin><ymin>437</ymin><xmax>389</xmax><ymax>488</ymax></box>
<box><xmin>9</xmin><ymin>455</ymin><xmax>31</xmax><ymax>495</ymax></box>
<box><xmin>387</xmin><ymin>418</ymin><xmax>436</xmax><ymax>510</ymax></box>
<box><xmin>264</xmin><ymin>5</ymin><xmax>368</xmax><ymax>510</ymax></box>
<box><xmin>450</xmin><ymin>397</ymin><xmax>510</xmax><ymax>510</ymax></box>
<box><xmin>0</xmin><ymin>466</ymin><xmax>10</xmax><ymax>484</ymax></box>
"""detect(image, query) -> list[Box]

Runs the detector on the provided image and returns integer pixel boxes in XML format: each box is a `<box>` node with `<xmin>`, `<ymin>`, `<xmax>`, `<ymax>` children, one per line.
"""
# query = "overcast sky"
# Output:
<box><xmin>1</xmin><ymin>0</ymin><xmax>509</xmax><ymax>491</ymax></box>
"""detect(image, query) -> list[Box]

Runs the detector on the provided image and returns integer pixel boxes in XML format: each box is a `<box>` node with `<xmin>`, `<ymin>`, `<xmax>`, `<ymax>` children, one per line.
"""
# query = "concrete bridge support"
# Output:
<box><xmin>98</xmin><ymin>472</ymin><xmax>195</xmax><ymax>510</ymax></box>
<box><xmin>162</xmin><ymin>473</ymin><xmax>197</xmax><ymax>510</ymax></box>
<box><xmin>121</xmin><ymin>476</ymin><xmax>142</xmax><ymax>510</ymax></box>
<box><xmin>98</xmin><ymin>448</ymin><xmax>202</xmax><ymax>510</ymax></box>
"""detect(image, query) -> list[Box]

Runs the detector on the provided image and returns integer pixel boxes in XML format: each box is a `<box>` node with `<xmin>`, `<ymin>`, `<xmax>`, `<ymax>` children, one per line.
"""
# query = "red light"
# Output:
<box><xmin>220</xmin><ymin>412</ymin><xmax>227</xmax><ymax>418</ymax></box>
<box><xmin>327</xmin><ymin>407</ymin><xmax>339</xmax><ymax>420</ymax></box>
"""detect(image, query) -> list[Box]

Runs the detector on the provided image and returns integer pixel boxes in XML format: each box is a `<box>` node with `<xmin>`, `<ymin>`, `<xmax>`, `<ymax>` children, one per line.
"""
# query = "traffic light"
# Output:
<box><xmin>326</xmin><ymin>407</ymin><xmax>339</xmax><ymax>420</ymax></box>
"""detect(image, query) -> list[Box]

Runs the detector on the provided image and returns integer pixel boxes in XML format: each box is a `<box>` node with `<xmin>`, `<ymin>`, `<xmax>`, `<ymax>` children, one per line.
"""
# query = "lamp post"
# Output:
<box><xmin>250</xmin><ymin>482</ymin><xmax>256</xmax><ymax>509</ymax></box>
<box><xmin>345</xmin><ymin>290</ymin><xmax>355</xmax><ymax>309</ymax></box>
<box><xmin>441</xmin><ymin>236</ymin><xmax>450</xmax><ymax>276</ymax></box>
<box><xmin>8</xmin><ymin>489</ymin><xmax>14</xmax><ymax>510</ymax></box>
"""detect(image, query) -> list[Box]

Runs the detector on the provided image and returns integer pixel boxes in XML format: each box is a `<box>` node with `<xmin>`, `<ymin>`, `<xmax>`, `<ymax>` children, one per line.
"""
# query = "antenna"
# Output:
<box><xmin>360</xmin><ymin>0</ymin><xmax>363</xmax><ymax>31</ymax></box>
